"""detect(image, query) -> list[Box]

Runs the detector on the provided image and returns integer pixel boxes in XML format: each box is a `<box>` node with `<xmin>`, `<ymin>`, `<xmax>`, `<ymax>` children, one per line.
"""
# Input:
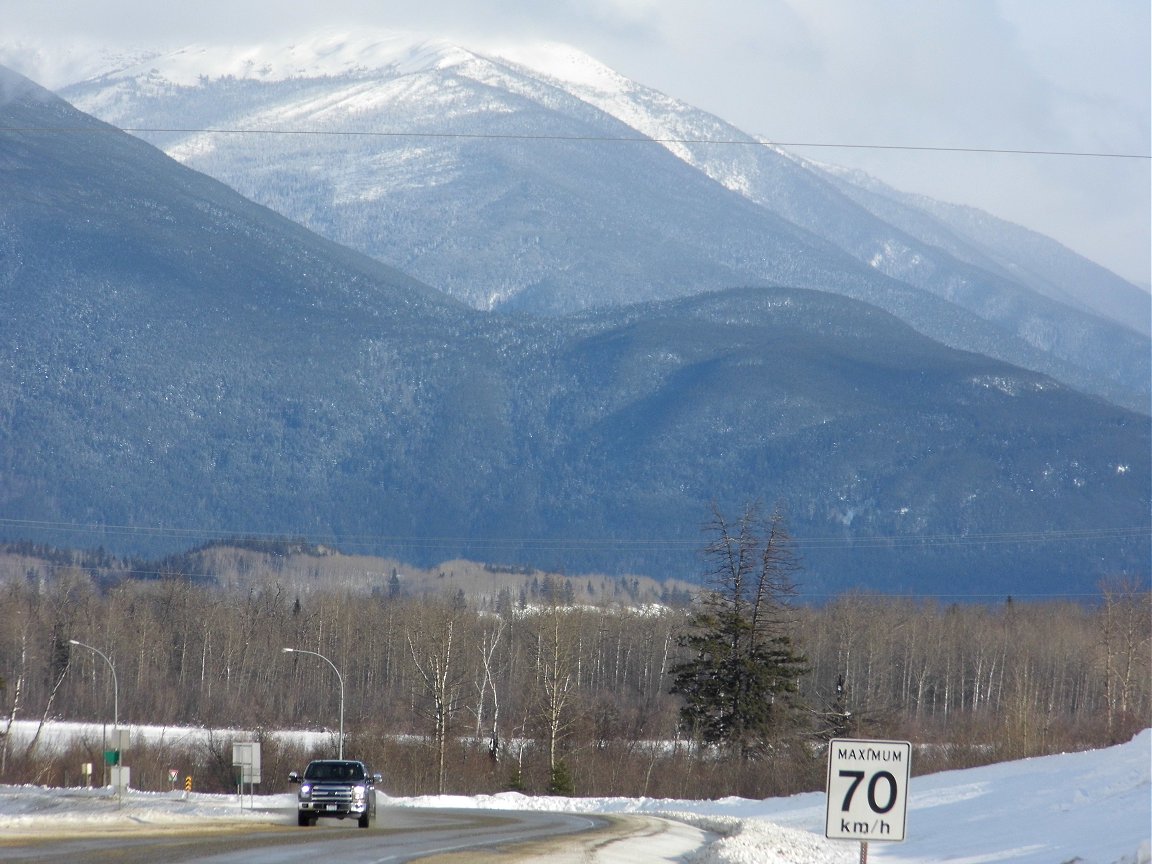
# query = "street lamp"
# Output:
<box><xmin>69</xmin><ymin>639</ymin><xmax>120</xmax><ymax>790</ymax></box>
<box><xmin>69</xmin><ymin>640</ymin><xmax>119</xmax><ymax>733</ymax></box>
<box><xmin>283</xmin><ymin>647</ymin><xmax>345</xmax><ymax>759</ymax></box>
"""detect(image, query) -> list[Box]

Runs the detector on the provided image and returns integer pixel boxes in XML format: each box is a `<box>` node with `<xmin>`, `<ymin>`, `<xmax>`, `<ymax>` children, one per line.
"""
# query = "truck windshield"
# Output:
<box><xmin>304</xmin><ymin>762</ymin><xmax>364</xmax><ymax>781</ymax></box>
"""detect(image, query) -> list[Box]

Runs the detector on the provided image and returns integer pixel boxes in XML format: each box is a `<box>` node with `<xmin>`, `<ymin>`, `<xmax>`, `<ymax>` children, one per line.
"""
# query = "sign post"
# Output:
<box><xmin>232</xmin><ymin>742</ymin><xmax>261</xmax><ymax>809</ymax></box>
<box><xmin>826</xmin><ymin>738</ymin><xmax>911</xmax><ymax>862</ymax></box>
<box><xmin>110</xmin><ymin>727</ymin><xmax>131</xmax><ymax>806</ymax></box>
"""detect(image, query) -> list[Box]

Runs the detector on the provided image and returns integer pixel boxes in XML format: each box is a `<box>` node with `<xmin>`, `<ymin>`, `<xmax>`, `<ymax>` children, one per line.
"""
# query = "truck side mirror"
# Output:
<box><xmin>373</xmin><ymin>773</ymin><xmax>382</xmax><ymax>784</ymax></box>
<box><xmin>288</xmin><ymin>771</ymin><xmax>301</xmax><ymax>784</ymax></box>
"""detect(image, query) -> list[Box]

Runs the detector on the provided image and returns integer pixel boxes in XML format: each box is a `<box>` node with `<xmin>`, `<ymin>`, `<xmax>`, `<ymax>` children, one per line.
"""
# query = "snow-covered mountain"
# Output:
<box><xmin>16</xmin><ymin>29</ymin><xmax>1147</xmax><ymax>412</ymax></box>
<box><xmin>2</xmin><ymin>61</ymin><xmax>1148</xmax><ymax>593</ymax></box>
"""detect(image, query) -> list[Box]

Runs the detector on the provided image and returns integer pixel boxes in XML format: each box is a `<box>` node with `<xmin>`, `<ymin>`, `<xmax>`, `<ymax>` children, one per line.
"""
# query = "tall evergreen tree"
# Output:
<box><xmin>669</xmin><ymin>503</ymin><xmax>808</xmax><ymax>757</ymax></box>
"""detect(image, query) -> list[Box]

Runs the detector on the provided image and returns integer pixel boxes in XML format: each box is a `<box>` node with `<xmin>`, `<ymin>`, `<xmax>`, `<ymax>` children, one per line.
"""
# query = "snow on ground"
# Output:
<box><xmin>0</xmin><ymin>728</ymin><xmax>1147</xmax><ymax>863</ymax></box>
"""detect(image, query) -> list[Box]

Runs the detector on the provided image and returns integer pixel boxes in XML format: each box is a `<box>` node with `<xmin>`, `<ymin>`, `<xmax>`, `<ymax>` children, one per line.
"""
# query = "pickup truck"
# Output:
<box><xmin>288</xmin><ymin>759</ymin><xmax>381</xmax><ymax>827</ymax></box>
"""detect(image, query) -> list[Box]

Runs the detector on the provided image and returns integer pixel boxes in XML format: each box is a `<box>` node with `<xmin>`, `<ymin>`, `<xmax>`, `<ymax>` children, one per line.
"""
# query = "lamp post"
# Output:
<box><xmin>283</xmin><ymin>647</ymin><xmax>344</xmax><ymax>759</ymax></box>
<box><xmin>69</xmin><ymin>639</ymin><xmax>119</xmax><ymax>788</ymax></box>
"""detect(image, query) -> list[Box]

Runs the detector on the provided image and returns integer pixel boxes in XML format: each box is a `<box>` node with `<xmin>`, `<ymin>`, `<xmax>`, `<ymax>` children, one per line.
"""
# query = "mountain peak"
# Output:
<box><xmin>486</xmin><ymin>40</ymin><xmax>629</xmax><ymax>93</ymax></box>
<box><xmin>1</xmin><ymin>30</ymin><xmax>491</xmax><ymax>89</ymax></box>
<box><xmin>2</xmin><ymin>30</ymin><xmax>632</xmax><ymax>103</ymax></box>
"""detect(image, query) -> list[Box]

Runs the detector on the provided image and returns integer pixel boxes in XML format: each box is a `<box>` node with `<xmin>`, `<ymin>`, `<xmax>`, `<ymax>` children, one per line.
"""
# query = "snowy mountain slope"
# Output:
<box><xmin>3</xmin><ymin>64</ymin><xmax>1148</xmax><ymax>592</ymax></box>
<box><xmin>826</xmin><ymin>165</ymin><xmax>1151</xmax><ymax>336</ymax></box>
<box><xmin>34</xmin><ymin>29</ymin><xmax>1150</xmax><ymax>412</ymax></box>
<box><xmin>54</xmin><ymin>33</ymin><xmax>885</xmax><ymax>311</ymax></box>
<box><xmin>500</xmin><ymin>40</ymin><xmax>1150</xmax><ymax>335</ymax></box>
<box><xmin>494</xmin><ymin>41</ymin><xmax>1152</xmax><ymax>409</ymax></box>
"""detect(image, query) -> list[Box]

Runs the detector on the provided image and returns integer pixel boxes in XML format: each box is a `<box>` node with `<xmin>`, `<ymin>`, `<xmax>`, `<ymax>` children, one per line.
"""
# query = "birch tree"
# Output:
<box><xmin>406</xmin><ymin>601</ymin><xmax>464</xmax><ymax>794</ymax></box>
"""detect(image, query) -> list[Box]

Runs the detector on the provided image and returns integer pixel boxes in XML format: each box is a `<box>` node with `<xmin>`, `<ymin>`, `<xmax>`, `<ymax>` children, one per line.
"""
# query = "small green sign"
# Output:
<box><xmin>103</xmin><ymin>750</ymin><xmax>120</xmax><ymax>766</ymax></box>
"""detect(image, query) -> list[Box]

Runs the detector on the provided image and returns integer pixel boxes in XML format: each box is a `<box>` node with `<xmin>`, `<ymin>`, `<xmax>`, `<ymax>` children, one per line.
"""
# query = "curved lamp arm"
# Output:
<box><xmin>283</xmin><ymin>647</ymin><xmax>345</xmax><ymax>759</ymax></box>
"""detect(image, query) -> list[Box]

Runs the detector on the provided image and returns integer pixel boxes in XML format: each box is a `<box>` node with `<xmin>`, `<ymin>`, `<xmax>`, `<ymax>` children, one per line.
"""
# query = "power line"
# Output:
<box><xmin>3</xmin><ymin>123</ymin><xmax>1148</xmax><ymax>160</ymax></box>
<box><xmin>758</xmin><ymin>139</ymin><xmax>1151</xmax><ymax>160</ymax></box>
<box><xmin>0</xmin><ymin>516</ymin><xmax>1146</xmax><ymax>552</ymax></box>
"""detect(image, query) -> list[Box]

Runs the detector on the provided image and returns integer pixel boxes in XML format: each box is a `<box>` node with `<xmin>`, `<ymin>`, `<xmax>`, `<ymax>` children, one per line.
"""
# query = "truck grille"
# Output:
<box><xmin>310</xmin><ymin>783</ymin><xmax>354</xmax><ymax>804</ymax></box>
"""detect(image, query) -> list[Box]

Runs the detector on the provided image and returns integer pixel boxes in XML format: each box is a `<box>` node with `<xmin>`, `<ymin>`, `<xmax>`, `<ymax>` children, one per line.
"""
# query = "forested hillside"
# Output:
<box><xmin>2</xmin><ymin>64</ymin><xmax>1148</xmax><ymax>596</ymax></box>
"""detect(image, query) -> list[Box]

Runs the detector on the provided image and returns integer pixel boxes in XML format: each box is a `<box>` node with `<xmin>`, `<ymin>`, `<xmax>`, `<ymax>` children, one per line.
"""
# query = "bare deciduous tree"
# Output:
<box><xmin>407</xmin><ymin>600</ymin><xmax>465</xmax><ymax>794</ymax></box>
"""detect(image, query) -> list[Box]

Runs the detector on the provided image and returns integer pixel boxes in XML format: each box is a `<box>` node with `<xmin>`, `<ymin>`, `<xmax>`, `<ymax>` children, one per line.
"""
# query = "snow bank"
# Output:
<box><xmin>0</xmin><ymin>729</ymin><xmax>1146</xmax><ymax>864</ymax></box>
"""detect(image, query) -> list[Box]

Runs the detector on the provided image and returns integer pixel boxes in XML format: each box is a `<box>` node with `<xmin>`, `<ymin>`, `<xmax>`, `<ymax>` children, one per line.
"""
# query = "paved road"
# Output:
<box><xmin>0</xmin><ymin>806</ymin><xmax>611</xmax><ymax>863</ymax></box>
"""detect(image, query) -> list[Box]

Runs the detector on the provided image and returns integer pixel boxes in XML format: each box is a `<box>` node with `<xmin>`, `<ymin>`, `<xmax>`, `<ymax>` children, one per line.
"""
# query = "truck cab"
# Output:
<box><xmin>288</xmin><ymin>759</ymin><xmax>381</xmax><ymax>828</ymax></box>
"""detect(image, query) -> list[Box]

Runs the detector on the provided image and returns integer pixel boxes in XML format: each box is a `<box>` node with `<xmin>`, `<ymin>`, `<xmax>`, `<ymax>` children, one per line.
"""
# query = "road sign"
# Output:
<box><xmin>110</xmin><ymin>765</ymin><xmax>130</xmax><ymax>791</ymax></box>
<box><xmin>232</xmin><ymin>742</ymin><xmax>262</xmax><ymax>785</ymax></box>
<box><xmin>825</xmin><ymin>738</ymin><xmax>910</xmax><ymax>842</ymax></box>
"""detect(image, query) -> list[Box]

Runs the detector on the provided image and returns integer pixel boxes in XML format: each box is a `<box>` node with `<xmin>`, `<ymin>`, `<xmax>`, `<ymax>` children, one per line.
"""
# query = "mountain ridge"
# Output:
<box><xmin>32</xmin><ymin>29</ymin><xmax>1149</xmax><ymax>413</ymax></box>
<box><xmin>1</xmin><ymin>63</ymin><xmax>1147</xmax><ymax>597</ymax></box>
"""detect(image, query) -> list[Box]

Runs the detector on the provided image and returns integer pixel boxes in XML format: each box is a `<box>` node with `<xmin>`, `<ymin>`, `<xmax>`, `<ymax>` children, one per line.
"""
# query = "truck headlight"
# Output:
<box><xmin>352</xmin><ymin>785</ymin><xmax>366</xmax><ymax>802</ymax></box>
<box><xmin>300</xmin><ymin>784</ymin><xmax>312</xmax><ymax>797</ymax></box>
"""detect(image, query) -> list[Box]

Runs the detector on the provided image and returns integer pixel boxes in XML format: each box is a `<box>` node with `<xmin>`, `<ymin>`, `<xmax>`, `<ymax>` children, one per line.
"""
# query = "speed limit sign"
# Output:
<box><xmin>825</xmin><ymin>739</ymin><xmax>910</xmax><ymax>842</ymax></box>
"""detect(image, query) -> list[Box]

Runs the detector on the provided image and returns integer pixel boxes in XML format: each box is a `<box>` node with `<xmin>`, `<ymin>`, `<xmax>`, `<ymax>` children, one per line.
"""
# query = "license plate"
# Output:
<box><xmin>326</xmin><ymin>804</ymin><xmax>337</xmax><ymax>811</ymax></box>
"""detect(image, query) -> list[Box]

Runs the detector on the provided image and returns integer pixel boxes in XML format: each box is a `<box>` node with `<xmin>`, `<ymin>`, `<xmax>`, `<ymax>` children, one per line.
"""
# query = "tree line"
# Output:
<box><xmin>0</xmin><ymin>516</ymin><xmax>1147</xmax><ymax>799</ymax></box>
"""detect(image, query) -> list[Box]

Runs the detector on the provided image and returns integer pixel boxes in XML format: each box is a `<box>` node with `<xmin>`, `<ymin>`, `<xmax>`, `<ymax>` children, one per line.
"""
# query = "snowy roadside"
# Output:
<box><xmin>387</xmin><ymin>729</ymin><xmax>1151</xmax><ymax>863</ymax></box>
<box><xmin>0</xmin><ymin>784</ymin><xmax>286</xmax><ymax>838</ymax></box>
<box><xmin>0</xmin><ymin>730</ymin><xmax>1147</xmax><ymax>864</ymax></box>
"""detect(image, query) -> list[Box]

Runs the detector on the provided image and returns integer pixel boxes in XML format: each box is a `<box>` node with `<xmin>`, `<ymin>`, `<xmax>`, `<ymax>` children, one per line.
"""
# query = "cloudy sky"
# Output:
<box><xmin>5</xmin><ymin>0</ymin><xmax>1150</xmax><ymax>287</ymax></box>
